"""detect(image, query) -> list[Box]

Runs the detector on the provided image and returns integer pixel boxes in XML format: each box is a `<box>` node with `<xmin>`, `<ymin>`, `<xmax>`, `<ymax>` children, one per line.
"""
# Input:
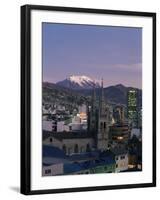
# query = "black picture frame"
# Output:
<box><xmin>21</xmin><ymin>4</ymin><xmax>156</xmax><ymax>195</ymax></box>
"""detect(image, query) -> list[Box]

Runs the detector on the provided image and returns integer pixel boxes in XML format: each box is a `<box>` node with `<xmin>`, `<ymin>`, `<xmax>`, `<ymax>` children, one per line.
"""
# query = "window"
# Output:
<box><xmin>80</xmin><ymin>146</ymin><xmax>84</xmax><ymax>153</ymax></box>
<box><xmin>120</xmin><ymin>155</ymin><xmax>125</xmax><ymax>160</ymax></box>
<box><xmin>86</xmin><ymin>143</ymin><xmax>91</xmax><ymax>152</ymax></box>
<box><xmin>100</xmin><ymin>122</ymin><xmax>103</xmax><ymax>130</ymax></box>
<box><xmin>49</xmin><ymin>137</ymin><xmax>52</xmax><ymax>142</ymax></box>
<box><xmin>104</xmin><ymin>122</ymin><xmax>106</xmax><ymax>129</ymax></box>
<box><xmin>68</xmin><ymin>147</ymin><xmax>72</xmax><ymax>155</ymax></box>
<box><xmin>62</xmin><ymin>144</ymin><xmax>66</xmax><ymax>154</ymax></box>
<box><xmin>116</xmin><ymin>156</ymin><xmax>119</xmax><ymax>160</ymax></box>
<box><xmin>45</xmin><ymin>169</ymin><xmax>51</xmax><ymax>174</ymax></box>
<box><xmin>74</xmin><ymin>144</ymin><xmax>79</xmax><ymax>153</ymax></box>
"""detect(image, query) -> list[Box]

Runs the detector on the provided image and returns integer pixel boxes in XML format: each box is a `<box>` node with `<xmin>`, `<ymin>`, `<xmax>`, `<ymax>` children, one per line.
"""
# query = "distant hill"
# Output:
<box><xmin>104</xmin><ymin>84</ymin><xmax>141</xmax><ymax>105</ymax></box>
<box><xmin>43</xmin><ymin>82</ymin><xmax>142</xmax><ymax>106</ymax></box>
<box><xmin>43</xmin><ymin>82</ymin><xmax>89</xmax><ymax>107</ymax></box>
<box><xmin>73</xmin><ymin>84</ymin><xmax>142</xmax><ymax>106</ymax></box>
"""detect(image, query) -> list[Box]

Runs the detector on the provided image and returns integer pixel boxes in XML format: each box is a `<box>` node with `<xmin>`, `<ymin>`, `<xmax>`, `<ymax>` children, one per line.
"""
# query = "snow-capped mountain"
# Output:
<box><xmin>56</xmin><ymin>75</ymin><xmax>100</xmax><ymax>90</ymax></box>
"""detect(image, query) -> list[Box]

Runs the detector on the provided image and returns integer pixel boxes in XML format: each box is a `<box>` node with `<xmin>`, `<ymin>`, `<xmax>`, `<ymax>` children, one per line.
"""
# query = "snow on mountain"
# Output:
<box><xmin>56</xmin><ymin>75</ymin><xmax>100</xmax><ymax>90</ymax></box>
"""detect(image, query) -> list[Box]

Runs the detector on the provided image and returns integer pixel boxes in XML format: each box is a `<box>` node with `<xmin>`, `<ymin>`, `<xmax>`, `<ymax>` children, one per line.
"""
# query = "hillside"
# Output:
<box><xmin>43</xmin><ymin>82</ymin><xmax>142</xmax><ymax>106</ymax></box>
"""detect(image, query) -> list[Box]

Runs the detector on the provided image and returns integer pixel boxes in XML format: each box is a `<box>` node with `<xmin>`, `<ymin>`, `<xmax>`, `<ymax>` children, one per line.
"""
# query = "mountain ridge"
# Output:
<box><xmin>43</xmin><ymin>81</ymin><xmax>142</xmax><ymax>106</ymax></box>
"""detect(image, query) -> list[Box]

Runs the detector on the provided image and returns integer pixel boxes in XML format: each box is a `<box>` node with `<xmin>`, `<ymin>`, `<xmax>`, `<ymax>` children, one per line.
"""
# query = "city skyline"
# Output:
<box><xmin>42</xmin><ymin>23</ymin><xmax>142</xmax><ymax>89</ymax></box>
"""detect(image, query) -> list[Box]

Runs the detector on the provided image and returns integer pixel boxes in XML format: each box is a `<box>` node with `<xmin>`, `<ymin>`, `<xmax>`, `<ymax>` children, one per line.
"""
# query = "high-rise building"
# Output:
<box><xmin>127</xmin><ymin>89</ymin><xmax>139</xmax><ymax>128</ymax></box>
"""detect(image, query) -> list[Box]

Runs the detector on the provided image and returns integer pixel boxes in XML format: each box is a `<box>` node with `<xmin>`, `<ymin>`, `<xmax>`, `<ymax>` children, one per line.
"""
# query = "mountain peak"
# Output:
<box><xmin>56</xmin><ymin>75</ymin><xmax>100</xmax><ymax>90</ymax></box>
<box><xmin>67</xmin><ymin>75</ymin><xmax>96</xmax><ymax>86</ymax></box>
<box><xmin>115</xmin><ymin>84</ymin><xmax>125</xmax><ymax>88</ymax></box>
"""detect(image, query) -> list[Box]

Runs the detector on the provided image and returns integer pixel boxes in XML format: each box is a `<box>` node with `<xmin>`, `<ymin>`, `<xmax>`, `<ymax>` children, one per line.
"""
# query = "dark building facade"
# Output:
<box><xmin>88</xmin><ymin>79</ymin><xmax>110</xmax><ymax>151</ymax></box>
<box><xmin>113</xmin><ymin>105</ymin><xmax>125</xmax><ymax>124</ymax></box>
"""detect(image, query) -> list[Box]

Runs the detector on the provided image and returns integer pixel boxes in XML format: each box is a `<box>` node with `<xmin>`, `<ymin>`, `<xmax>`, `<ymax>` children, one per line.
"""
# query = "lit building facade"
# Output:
<box><xmin>109</xmin><ymin>123</ymin><xmax>131</xmax><ymax>143</ymax></box>
<box><xmin>127</xmin><ymin>89</ymin><xmax>139</xmax><ymax>128</ymax></box>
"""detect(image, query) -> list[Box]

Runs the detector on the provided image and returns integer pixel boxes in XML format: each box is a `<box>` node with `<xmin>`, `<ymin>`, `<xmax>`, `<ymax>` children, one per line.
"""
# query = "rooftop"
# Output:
<box><xmin>43</xmin><ymin>130</ymin><xmax>95</xmax><ymax>141</ymax></box>
<box><xmin>63</xmin><ymin>155</ymin><xmax>115</xmax><ymax>174</ymax></box>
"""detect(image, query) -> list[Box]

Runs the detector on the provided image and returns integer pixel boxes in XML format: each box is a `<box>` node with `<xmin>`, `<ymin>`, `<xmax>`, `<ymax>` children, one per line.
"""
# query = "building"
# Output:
<box><xmin>63</xmin><ymin>155</ymin><xmax>115</xmax><ymax>174</ymax></box>
<box><xmin>42</xmin><ymin>120</ymin><xmax>53</xmax><ymax>132</ymax></box>
<box><xmin>43</xmin><ymin>130</ymin><xmax>95</xmax><ymax>155</ymax></box>
<box><xmin>111</xmin><ymin>146</ymin><xmax>128</xmax><ymax>172</ymax></box>
<box><xmin>42</xmin><ymin>145</ymin><xmax>66</xmax><ymax>176</ymax></box>
<box><xmin>128</xmin><ymin>135</ymin><xmax>142</xmax><ymax>170</ymax></box>
<box><xmin>131</xmin><ymin>128</ymin><xmax>141</xmax><ymax>139</ymax></box>
<box><xmin>127</xmin><ymin>89</ymin><xmax>139</xmax><ymax>128</ymax></box>
<box><xmin>113</xmin><ymin>105</ymin><xmax>125</xmax><ymax>124</ymax></box>
<box><xmin>43</xmin><ymin>163</ymin><xmax>63</xmax><ymax>176</ymax></box>
<box><xmin>88</xmin><ymin>79</ymin><xmax>110</xmax><ymax>151</ymax></box>
<box><xmin>57</xmin><ymin>121</ymin><xmax>70</xmax><ymax>132</ymax></box>
<box><xmin>109</xmin><ymin>123</ymin><xmax>131</xmax><ymax>143</ymax></box>
<box><xmin>109</xmin><ymin>104</ymin><xmax>131</xmax><ymax>143</ymax></box>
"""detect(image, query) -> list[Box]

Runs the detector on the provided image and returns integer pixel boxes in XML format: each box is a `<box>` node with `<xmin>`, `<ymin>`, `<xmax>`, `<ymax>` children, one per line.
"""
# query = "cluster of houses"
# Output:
<box><xmin>42</xmin><ymin>82</ymin><xmax>142</xmax><ymax>176</ymax></box>
<box><xmin>42</xmin><ymin>145</ymin><xmax>129</xmax><ymax>176</ymax></box>
<box><xmin>43</xmin><ymin>104</ymin><xmax>87</xmax><ymax>133</ymax></box>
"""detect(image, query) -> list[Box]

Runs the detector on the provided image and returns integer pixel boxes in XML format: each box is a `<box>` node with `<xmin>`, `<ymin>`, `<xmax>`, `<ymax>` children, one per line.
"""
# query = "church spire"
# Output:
<box><xmin>101</xmin><ymin>78</ymin><xmax>104</xmax><ymax>98</ymax></box>
<box><xmin>99</xmin><ymin>78</ymin><xmax>105</xmax><ymax>114</ymax></box>
<box><xmin>97</xmin><ymin>78</ymin><xmax>109</xmax><ymax>151</ymax></box>
<box><xmin>91</xmin><ymin>80</ymin><xmax>96</xmax><ymax>112</ymax></box>
<box><xmin>88</xmin><ymin>80</ymin><xmax>97</xmax><ymax>132</ymax></box>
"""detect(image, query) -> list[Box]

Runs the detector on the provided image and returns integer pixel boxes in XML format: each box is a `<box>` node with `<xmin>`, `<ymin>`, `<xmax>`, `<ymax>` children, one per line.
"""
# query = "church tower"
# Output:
<box><xmin>97</xmin><ymin>79</ymin><xmax>109</xmax><ymax>151</ymax></box>
<box><xmin>88</xmin><ymin>82</ymin><xmax>97</xmax><ymax>132</ymax></box>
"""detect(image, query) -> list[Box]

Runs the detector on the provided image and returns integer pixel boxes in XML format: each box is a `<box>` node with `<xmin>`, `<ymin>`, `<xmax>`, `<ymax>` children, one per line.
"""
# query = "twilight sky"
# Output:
<box><xmin>42</xmin><ymin>23</ymin><xmax>142</xmax><ymax>88</ymax></box>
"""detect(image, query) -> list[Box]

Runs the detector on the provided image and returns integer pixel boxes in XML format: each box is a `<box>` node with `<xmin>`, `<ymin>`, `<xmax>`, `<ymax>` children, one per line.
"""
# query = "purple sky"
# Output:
<box><xmin>42</xmin><ymin>23</ymin><xmax>142</xmax><ymax>88</ymax></box>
